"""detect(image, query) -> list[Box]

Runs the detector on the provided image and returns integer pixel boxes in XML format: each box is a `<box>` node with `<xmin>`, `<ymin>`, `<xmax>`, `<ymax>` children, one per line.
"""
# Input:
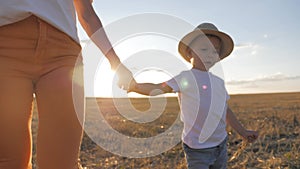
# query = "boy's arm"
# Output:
<box><xmin>226</xmin><ymin>107</ymin><xmax>258</xmax><ymax>143</ymax></box>
<box><xmin>130</xmin><ymin>82</ymin><xmax>173</xmax><ymax>96</ymax></box>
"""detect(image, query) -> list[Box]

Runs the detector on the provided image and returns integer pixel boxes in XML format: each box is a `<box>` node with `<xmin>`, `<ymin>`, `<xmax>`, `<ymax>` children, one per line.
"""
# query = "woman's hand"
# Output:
<box><xmin>115</xmin><ymin>63</ymin><xmax>136</xmax><ymax>90</ymax></box>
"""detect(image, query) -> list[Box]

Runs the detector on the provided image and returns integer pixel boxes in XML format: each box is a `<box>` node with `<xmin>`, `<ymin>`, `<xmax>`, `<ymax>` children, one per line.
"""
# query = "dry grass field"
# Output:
<box><xmin>31</xmin><ymin>92</ymin><xmax>300</xmax><ymax>169</ymax></box>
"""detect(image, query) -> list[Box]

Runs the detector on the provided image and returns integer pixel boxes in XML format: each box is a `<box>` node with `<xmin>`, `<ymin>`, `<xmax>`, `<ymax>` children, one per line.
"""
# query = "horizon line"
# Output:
<box><xmin>85</xmin><ymin>90</ymin><xmax>300</xmax><ymax>99</ymax></box>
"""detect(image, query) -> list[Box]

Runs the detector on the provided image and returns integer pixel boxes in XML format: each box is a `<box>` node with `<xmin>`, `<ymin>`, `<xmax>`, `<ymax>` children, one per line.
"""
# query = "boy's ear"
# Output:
<box><xmin>186</xmin><ymin>48</ymin><xmax>193</xmax><ymax>59</ymax></box>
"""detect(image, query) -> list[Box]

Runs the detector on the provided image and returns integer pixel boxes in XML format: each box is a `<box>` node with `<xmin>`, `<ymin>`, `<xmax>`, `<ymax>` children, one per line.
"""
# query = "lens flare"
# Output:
<box><xmin>181</xmin><ymin>79</ymin><xmax>189</xmax><ymax>89</ymax></box>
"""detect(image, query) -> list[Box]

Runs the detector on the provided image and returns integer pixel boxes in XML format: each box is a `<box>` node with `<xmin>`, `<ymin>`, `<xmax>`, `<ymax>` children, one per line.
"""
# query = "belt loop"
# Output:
<box><xmin>38</xmin><ymin>18</ymin><xmax>47</xmax><ymax>40</ymax></box>
<box><xmin>35</xmin><ymin>16</ymin><xmax>47</xmax><ymax>62</ymax></box>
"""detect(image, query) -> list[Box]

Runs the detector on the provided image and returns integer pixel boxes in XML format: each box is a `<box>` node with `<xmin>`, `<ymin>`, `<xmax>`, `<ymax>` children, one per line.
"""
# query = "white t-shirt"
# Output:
<box><xmin>0</xmin><ymin>0</ymin><xmax>79</xmax><ymax>43</ymax></box>
<box><xmin>166</xmin><ymin>69</ymin><xmax>229</xmax><ymax>149</ymax></box>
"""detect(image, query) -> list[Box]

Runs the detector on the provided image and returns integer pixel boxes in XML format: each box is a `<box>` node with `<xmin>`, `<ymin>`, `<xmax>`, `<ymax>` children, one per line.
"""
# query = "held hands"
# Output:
<box><xmin>126</xmin><ymin>79</ymin><xmax>138</xmax><ymax>93</ymax></box>
<box><xmin>115</xmin><ymin>63</ymin><xmax>136</xmax><ymax>91</ymax></box>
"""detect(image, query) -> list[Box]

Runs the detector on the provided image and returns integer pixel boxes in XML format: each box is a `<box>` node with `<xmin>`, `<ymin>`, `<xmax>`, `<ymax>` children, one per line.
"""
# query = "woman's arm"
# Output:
<box><xmin>74</xmin><ymin>0</ymin><xmax>134</xmax><ymax>89</ymax></box>
<box><xmin>74</xmin><ymin>0</ymin><xmax>120</xmax><ymax>68</ymax></box>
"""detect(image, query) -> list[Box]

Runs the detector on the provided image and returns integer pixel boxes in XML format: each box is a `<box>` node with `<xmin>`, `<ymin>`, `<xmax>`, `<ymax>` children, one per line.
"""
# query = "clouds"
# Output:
<box><xmin>222</xmin><ymin>42</ymin><xmax>262</xmax><ymax>61</ymax></box>
<box><xmin>225</xmin><ymin>73</ymin><xmax>300</xmax><ymax>94</ymax></box>
<box><xmin>231</xmin><ymin>32</ymin><xmax>270</xmax><ymax>58</ymax></box>
<box><xmin>235</xmin><ymin>43</ymin><xmax>254</xmax><ymax>49</ymax></box>
<box><xmin>234</xmin><ymin>42</ymin><xmax>260</xmax><ymax>55</ymax></box>
<box><xmin>226</xmin><ymin>72</ymin><xmax>300</xmax><ymax>85</ymax></box>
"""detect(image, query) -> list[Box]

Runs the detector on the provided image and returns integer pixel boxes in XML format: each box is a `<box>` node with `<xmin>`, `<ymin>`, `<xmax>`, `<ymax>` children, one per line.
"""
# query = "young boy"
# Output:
<box><xmin>128</xmin><ymin>23</ymin><xmax>258</xmax><ymax>169</ymax></box>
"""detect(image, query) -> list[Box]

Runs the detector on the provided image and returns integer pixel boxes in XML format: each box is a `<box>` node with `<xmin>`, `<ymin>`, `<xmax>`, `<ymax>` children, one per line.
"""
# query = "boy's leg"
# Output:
<box><xmin>182</xmin><ymin>143</ymin><xmax>215</xmax><ymax>169</ymax></box>
<box><xmin>211</xmin><ymin>137</ymin><xmax>228</xmax><ymax>169</ymax></box>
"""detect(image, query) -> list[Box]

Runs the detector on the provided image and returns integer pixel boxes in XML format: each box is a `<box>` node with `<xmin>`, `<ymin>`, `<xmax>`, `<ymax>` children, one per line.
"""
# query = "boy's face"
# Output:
<box><xmin>187</xmin><ymin>35</ymin><xmax>221</xmax><ymax>71</ymax></box>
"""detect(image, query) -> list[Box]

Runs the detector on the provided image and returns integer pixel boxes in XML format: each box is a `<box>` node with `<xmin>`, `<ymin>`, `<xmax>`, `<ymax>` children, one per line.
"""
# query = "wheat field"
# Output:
<box><xmin>31</xmin><ymin>92</ymin><xmax>300</xmax><ymax>169</ymax></box>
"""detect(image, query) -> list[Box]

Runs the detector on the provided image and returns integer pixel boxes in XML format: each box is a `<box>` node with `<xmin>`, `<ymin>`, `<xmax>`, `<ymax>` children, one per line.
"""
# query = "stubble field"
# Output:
<box><xmin>31</xmin><ymin>92</ymin><xmax>300</xmax><ymax>169</ymax></box>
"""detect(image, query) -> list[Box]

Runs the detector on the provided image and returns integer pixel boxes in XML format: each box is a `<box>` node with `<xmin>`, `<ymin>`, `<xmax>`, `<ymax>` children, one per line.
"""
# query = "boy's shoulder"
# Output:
<box><xmin>174</xmin><ymin>69</ymin><xmax>225</xmax><ymax>83</ymax></box>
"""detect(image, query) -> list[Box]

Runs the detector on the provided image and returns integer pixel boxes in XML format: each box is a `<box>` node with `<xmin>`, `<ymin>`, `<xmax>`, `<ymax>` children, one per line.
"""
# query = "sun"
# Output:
<box><xmin>93</xmin><ymin>60</ymin><xmax>117</xmax><ymax>97</ymax></box>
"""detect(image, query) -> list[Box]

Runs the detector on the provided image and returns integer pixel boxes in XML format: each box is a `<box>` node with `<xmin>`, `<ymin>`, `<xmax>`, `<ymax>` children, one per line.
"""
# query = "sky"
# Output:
<box><xmin>77</xmin><ymin>0</ymin><xmax>300</xmax><ymax>97</ymax></box>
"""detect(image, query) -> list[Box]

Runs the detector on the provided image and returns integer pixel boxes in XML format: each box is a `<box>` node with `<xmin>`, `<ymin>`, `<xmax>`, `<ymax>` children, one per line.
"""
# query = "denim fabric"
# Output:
<box><xmin>183</xmin><ymin>137</ymin><xmax>228</xmax><ymax>169</ymax></box>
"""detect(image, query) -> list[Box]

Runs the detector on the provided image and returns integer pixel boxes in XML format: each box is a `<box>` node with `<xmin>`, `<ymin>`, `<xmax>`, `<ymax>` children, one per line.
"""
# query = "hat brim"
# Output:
<box><xmin>178</xmin><ymin>29</ymin><xmax>234</xmax><ymax>63</ymax></box>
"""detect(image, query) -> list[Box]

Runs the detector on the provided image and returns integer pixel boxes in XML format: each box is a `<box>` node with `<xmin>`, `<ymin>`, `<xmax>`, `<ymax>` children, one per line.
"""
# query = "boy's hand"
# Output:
<box><xmin>242</xmin><ymin>130</ymin><xmax>258</xmax><ymax>143</ymax></box>
<box><xmin>127</xmin><ymin>79</ymin><xmax>137</xmax><ymax>93</ymax></box>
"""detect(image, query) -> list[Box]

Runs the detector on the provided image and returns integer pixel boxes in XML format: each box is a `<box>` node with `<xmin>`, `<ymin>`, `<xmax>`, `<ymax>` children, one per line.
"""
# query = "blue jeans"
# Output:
<box><xmin>183</xmin><ymin>137</ymin><xmax>228</xmax><ymax>169</ymax></box>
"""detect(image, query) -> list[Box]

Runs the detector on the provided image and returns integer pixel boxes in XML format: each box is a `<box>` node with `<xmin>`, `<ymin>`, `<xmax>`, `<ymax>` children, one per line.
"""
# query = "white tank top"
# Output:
<box><xmin>0</xmin><ymin>0</ymin><xmax>79</xmax><ymax>43</ymax></box>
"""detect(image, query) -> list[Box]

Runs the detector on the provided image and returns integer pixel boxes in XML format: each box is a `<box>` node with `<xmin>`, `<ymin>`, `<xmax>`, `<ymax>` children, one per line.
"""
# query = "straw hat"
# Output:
<box><xmin>178</xmin><ymin>23</ymin><xmax>234</xmax><ymax>62</ymax></box>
